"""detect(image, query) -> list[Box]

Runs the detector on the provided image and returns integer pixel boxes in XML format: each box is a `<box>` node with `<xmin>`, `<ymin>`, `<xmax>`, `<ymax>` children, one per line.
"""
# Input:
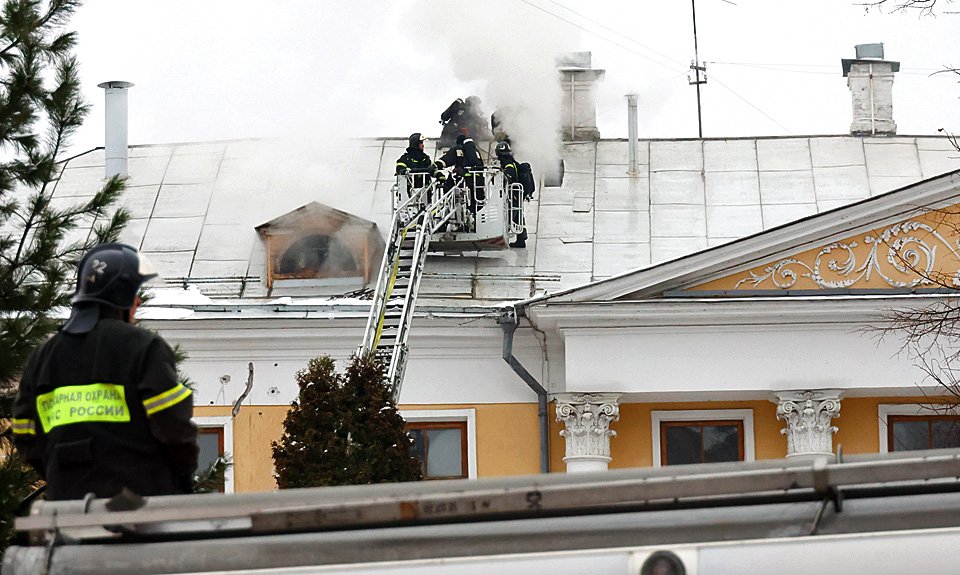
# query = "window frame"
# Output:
<box><xmin>400</xmin><ymin>409</ymin><xmax>477</xmax><ymax>479</ymax></box>
<box><xmin>879</xmin><ymin>404</ymin><xmax>960</xmax><ymax>452</ymax></box>
<box><xmin>651</xmin><ymin>409</ymin><xmax>755</xmax><ymax>467</ymax></box>
<box><xmin>193</xmin><ymin>415</ymin><xmax>235</xmax><ymax>493</ymax></box>
<box><xmin>407</xmin><ymin>420</ymin><xmax>469</xmax><ymax>480</ymax></box>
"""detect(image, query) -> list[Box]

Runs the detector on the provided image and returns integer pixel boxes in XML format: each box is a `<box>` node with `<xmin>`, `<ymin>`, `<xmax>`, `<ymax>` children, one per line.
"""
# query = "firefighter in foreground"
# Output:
<box><xmin>12</xmin><ymin>243</ymin><xmax>198</xmax><ymax>500</ymax></box>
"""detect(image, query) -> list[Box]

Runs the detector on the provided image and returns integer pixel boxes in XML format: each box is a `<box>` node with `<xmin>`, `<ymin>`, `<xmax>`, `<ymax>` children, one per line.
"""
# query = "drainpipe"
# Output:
<box><xmin>97</xmin><ymin>80</ymin><xmax>134</xmax><ymax>179</ymax></box>
<box><xmin>499</xmin><ymin>307</ymin><xmax>549</xmax><ymax>474</ymax></box>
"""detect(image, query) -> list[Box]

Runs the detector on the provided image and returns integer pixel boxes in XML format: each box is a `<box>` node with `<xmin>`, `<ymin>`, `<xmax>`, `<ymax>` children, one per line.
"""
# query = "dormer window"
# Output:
<box><xmin>278</xmin><ymin>234</ymin><xmax>359</xmax><ymax>277</ymax></box>
<box><xmin>256</xmin><ymin>202</ymin><xmax>384</xmax><ymax>290</ymax></box>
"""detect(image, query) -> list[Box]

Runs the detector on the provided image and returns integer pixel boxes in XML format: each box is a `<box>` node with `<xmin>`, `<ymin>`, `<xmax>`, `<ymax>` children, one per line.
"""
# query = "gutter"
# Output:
<box><xmin>498</xmin><ymin>307</ymin><xmax>550</xmax><ymax>474</ymax></box>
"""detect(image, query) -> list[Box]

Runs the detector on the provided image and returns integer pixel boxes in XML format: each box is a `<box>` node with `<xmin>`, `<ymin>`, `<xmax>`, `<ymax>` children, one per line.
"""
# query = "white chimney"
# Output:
<box><xmin>842</xmin><ymin>44</ymin><xmax>899</xmax><ymax>136</ymax></box>
<box><xmin>97</xmin><ymin>81</ymin><xmax>134</xmax><ymax>178</ymax></box>
<box><xmin>557</xmin><ymin>52</ymin><xmax>605</xmax><ymax>141</ymax></box>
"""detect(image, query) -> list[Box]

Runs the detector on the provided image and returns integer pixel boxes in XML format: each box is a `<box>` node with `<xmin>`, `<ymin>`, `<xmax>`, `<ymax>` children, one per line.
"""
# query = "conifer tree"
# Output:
<box><xmin>272</xmin><ymin>355</ymin><xmax>422</xmax><ymax>488</ymax></box>
<box><xmin>0</xmin><ymin>0</ymin><xmax>128</xmax><ymax>552</ymax></box>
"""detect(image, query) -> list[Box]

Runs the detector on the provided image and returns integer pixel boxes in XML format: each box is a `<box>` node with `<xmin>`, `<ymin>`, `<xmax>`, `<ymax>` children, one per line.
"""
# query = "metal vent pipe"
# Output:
<box><xmin>626</xmin><ymin>94</ymin><xmax>639</xmax><ymax>176</ymax></box>
<box><xmin>97</xmin><ymin>81</ymin><xmax>134</xmax><ymax>179</ymax></box>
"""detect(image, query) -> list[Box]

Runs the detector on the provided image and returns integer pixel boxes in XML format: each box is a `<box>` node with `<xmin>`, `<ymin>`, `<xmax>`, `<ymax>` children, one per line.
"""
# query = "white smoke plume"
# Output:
<box><xmin>407</xmin><ymin>0</ymin><xmax>581</xmax><ymax>180</ymax></box>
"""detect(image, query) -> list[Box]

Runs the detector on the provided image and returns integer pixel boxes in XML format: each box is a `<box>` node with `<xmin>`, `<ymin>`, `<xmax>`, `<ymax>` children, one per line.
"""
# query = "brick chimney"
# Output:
<box><xmin>842</xmin><ymin>43</ymin><xmax>899</xmax><ymax>136</ymax></box>
<box><xmin>557</xmin><ymin>52</ymin><xmax>605</xmax><ymax>141</ymax></box>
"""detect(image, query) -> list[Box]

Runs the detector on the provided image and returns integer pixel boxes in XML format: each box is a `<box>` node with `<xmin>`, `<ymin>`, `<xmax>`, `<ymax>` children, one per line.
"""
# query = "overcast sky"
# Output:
<box><xmin>67</xmin><ymin>0</ymin><xmax>960</xmax><ymax>154</ymax></box>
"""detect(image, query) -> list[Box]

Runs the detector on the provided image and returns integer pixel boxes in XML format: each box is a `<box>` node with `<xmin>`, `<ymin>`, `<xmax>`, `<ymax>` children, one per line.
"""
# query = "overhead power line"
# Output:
<box><xmin>515</xmin><ymin>0</ymin><xmax>685</xmax><ymax>75</ymax></box>
<box><xmin>545</xmin><ymin>0</ymin><xmax>688</xmax><ymax>69</ymax></box>
<box><xmin>708</xmin><ymin>72</ymin><xmax>793</xmax><ymax>133</ymax></box>
<box><xmin>708</xmin><ymin>60</ymin><xmax>953</xmax><ymax>76</ymax></box>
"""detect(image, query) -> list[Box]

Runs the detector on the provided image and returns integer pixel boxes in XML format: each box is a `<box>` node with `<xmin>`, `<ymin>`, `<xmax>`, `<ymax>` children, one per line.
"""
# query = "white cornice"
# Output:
<box><xmin>147</xmin><ymin>314</ymin><xmax>508</xmax><ymax>356</ymax></box>
<box><xmin>525</xmin><ymin>293</ymin><xmax>958</xmax><ymax>331</ymax></box>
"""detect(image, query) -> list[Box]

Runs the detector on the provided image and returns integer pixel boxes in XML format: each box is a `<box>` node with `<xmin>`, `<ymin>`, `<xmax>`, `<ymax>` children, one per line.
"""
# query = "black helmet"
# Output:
<box><xmin>496</xmin><ymin>141</ymin><xmax>512</xmax><ymax>156</ymax></box>
<box><xmin>408</xmin><ymin>132</ymin><xmax>426</xmax><ymax>148</ymax></box>
<box><xmin>63</xmin><ymin>243</ymin><xmax>158</xmax><ymax>334</ymax></box>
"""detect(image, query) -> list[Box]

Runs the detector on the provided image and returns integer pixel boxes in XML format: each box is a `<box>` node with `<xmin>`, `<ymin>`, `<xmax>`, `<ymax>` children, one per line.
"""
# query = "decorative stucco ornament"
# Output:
<box><xmin>774</xmin><ymin>390</ymin><xmax>843</xmax><ymax>458</ymax></box>
<box><xmin>555</xmin><ymin>393</ymin><xmax>621</xmax><ymax>472</ymax></box>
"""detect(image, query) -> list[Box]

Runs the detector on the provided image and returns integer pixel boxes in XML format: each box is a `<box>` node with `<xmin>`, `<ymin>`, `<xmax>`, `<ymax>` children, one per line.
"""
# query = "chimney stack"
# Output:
<box><xmin>557</xmin><ymin>52</ymin><xmax>605</xmax><ymax>141</ymax></box>
<box><xmin>842</xmin><ymin>44</ymin><xmax>899</xmax><ymax>136</ymax></box>
<box><xmin>97</xmin><ymin>81</ymin><xmax>134</xmax><ymax>178</ymax></box>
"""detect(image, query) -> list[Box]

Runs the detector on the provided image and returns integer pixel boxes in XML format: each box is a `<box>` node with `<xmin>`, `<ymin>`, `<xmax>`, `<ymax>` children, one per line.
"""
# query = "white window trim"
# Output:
<box><xmin>651</xmin><ymin>409</ymin><xmax>755</xmax><ymax>467</ymax></box>
<box><xmin>193</xmin><ymin>416</ymin><xmax>235</xmax><ymax>494</ymax></box>
<box><xmin>400</xmin><ymin>409</ymin><xmax>477</xmax><ymax>479</ymax></box>
<box><xmin>878</xmin><ymin>403</ymin><xmax>957</xmax><ymax>453</ymax></box>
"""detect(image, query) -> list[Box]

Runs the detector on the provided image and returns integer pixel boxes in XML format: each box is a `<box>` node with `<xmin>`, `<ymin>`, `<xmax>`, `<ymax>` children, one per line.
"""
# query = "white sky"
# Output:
<box><xmin>67</xmin><ymin>0</ymin><xmax>960</xmax><ymax>154</ymax></box>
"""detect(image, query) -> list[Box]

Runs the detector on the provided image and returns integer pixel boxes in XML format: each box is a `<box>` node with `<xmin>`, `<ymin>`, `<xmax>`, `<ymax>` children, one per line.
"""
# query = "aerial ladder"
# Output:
<box><xmin>358</xmin><ymin>169</ymin><xmax>525</xmax><ymax>400</ymax></box>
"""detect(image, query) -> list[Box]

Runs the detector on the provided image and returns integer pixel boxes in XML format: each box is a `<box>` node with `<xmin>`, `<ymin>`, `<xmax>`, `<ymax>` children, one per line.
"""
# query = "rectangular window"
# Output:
<box><xmin>660</xmin><ymin>420</ymin><xmax>744</xmax><ymax>465</ymax></box>
<box><xmin>192</xmin><ymin>416</ymin><xmax>234</xmax><ymax>493</ymax></box>
<box><xmin>888</xmin><ymin>415</ymin><xmax>960</xmax><ymax>452</ymax></box>
<box><xmin>406</xmin><ymin>421</ymin><xmax>468</xmax><ymax>480</ymax></box>
<box><xmin>197</xmin><ymin>427</ymin><xmax>225</xmax><ymax>492</ymax></box>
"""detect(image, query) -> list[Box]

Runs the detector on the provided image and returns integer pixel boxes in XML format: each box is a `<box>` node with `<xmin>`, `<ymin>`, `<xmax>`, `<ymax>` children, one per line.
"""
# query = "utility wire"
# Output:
<box><xmin>708</xmin><ymin>60</ymin><xmax>953</xmax><ymax>76</ymax></box>
<box><xmin>545</xmin><ymin>0</ymin><xmax>688</xmax><ymax>69</ymax></box>
<box><xmin>515</xmin><ymin>0</ymin><xmax>685</xmax><ymax>75</ymax></box>
<box><xmin>708</xmin><ymin>72</ymin><xmax>793</xmax><ymax>133</ymax></box>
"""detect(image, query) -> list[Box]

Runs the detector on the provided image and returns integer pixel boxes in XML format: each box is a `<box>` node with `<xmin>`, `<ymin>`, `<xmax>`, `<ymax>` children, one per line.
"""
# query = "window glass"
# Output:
<box><xmin>665</xmin><ymin>425</ymin><xmax>701</xmax><ymax>465</ymax></box>
<box><xmin>661</xmin><ymin>420</ymin><xmax>743</xmax><ymax>466</ymax></box>
<box><xmin>406</xmin><ymin>422</ymin><xmax>467</xmax><ymax>480</ymax></box>
<box><xmin>703</xmin><ymin>425</ymin><xmax>740</xmax><ymax>463</ymax></box>
<box><xmin>890</xmin><ymin>415</ymin><xmax>960</xmax><ymax>451</ymax></box>
<box><xmin>425</xmin><ymin>428</ymin><xmax>463</xmax><ymax>478</ymax></box>
<box><xmin>197</xmin><ymin>427</ymin><xmax>225</xmax><ymax>492</ymax></box>
<box><xmin>892</xmin><ymin>420</ymin><xmax>929</xmax><ymax>451</ymax></box>
<box><xmin>932</xmin><ymin>420</ymin><xmax>960</xmax><ymax>449</ymax></box>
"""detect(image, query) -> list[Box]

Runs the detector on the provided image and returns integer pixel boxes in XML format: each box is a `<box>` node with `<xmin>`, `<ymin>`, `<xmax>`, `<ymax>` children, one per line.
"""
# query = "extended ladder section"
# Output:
<box><xmin>359</xmin><ymin>177</ymin><xmax>464</xmax><ymax>400</ymax></box>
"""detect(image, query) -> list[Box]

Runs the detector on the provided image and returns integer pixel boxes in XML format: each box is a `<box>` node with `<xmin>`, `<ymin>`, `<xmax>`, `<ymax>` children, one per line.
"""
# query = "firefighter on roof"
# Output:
<box><xmin>439</xmin><ymin>96</ymin><xmax>490</xmax><ymax>146</ymax></box>
<box><xmin>395</xmin><ymin>132</ymin><xmax>444</xmax><ymax>191</ymax></box>
<box><xmin>12</xmin><ymin>243</ymin><xmax>199</xmax><ymax>500</ymax></box>
<box><xmin>436</xmin><ymin>134</ymin><xmax>485</xmax><ymax>213</ymax></box>
<box><xmin>496</xmin><ymin>141</ymin><xmax>528</xmax><ymax>248</ymax></box>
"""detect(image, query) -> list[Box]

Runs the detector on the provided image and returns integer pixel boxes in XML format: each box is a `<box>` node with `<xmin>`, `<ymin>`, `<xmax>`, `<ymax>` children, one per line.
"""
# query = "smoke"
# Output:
<box><xmin>406</xmin><ymin>0</ymin><xmax>581</xmax><ymax>179</ymax></box>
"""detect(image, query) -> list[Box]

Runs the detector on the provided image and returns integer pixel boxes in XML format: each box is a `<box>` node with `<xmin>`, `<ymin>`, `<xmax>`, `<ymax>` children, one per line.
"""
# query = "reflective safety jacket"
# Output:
<box><xmin>395</xmin><ymin>147</ymin><xmax>435</xmax><ymax>176</ymax></box>
<box><xmin>436</xmin><ymin>140</ymin><xmax>484</xmax><ymax>176</ymax></box>
<box><xmin>12</xmin><ymin>318</ymin><xmax>199</xmax><ymax>500</ymax></box>
<box><xmin>498</xmin><ymin>153</ymin><xmax>519</xmax><ymax>184</ymax></box>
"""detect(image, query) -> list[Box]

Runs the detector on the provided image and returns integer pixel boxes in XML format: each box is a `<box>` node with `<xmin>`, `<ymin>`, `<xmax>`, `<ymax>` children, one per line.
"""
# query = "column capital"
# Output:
<box><xmin>554</xmin><ymin>393</ymin><xmax>621</xmax><ymax>472</ymax></box>
<box><xmin>773</xmin><ymin>389</ymin><xmax>843</xmax><ymax>459</ymax></box>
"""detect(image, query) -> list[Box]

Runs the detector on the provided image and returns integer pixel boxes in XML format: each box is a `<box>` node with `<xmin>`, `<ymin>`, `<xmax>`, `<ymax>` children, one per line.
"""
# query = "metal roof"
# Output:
<box><xmin>52</xmin><ymin>135</ymin><xmax>960</xmax><ymax>303</ymax></box>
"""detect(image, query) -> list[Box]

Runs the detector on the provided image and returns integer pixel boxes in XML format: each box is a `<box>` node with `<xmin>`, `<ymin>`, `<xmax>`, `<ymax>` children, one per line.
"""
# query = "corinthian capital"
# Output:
<box><xmin>774</xmin><ymin>389</ymin><xmax>843</xmax><ymax>459</ymax></box>
<box><xmin>554</xmin><ymin>393</ymin><xmax>621</xmax><ymax>472</ymax></box>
